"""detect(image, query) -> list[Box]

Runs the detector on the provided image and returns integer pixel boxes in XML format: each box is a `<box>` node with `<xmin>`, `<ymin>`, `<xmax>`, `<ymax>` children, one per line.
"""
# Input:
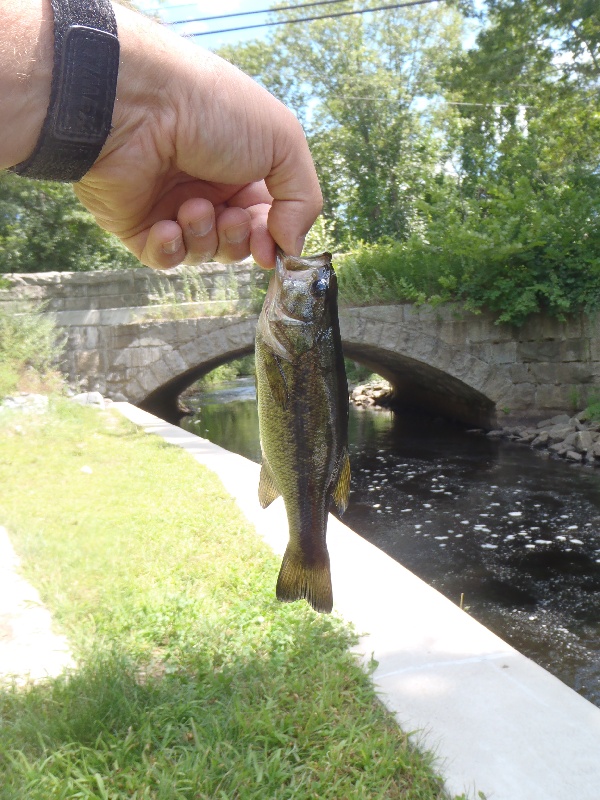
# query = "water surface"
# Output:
<box><xmin>182</xmin><ymin>380</ymin><xmax>600</xmax><ymax>707</ymax></box>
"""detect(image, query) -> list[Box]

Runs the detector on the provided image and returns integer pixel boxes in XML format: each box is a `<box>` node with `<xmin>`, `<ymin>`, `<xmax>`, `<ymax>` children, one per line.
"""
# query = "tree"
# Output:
<box><xmin>218</xmin><ymin>0</ymin><xmax>465</xmax><ymax>244</ymax></box>
<box><xmin>0</xmin><ymin>172</ymin><xmax>138</xmax><ymax>273</ymax></box>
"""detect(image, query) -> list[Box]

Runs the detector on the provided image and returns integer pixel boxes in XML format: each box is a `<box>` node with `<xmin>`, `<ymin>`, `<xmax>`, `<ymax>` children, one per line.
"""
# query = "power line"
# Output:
<box><xmin>173</xmin><ymin>0</ymin><xmax>351</xmax><ymax>26</ymax></box>
<box><xmin>186</xmin><ymin>0</ymin><xmax>440</xmax><ymax>37</ymax></box>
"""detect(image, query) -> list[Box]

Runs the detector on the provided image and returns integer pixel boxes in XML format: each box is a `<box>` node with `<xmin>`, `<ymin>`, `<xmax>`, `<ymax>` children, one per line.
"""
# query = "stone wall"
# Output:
<box><xmin>340</xmin><ymin>305</ymin><xmax>600</xmax><ymax>426</ymax></box>
<box><xmin>2</xmin><ymin>267</ymin><xmax>600</xmax><ymax>426</ymax></box>
<box><xmin>0</xmin><ymin>262</ymin><xmax>268</xmax><ymax>313</ymax></box>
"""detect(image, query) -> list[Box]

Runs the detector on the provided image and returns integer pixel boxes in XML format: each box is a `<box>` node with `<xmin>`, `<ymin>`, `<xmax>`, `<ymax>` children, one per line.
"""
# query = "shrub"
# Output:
<box><xmin>0</xmin><ymin>306</ymin><xmax>64</xmax><ymax>398</ymax></box>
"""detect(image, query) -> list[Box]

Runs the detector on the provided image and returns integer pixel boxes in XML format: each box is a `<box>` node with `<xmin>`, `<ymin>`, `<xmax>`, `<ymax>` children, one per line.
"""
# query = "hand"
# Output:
<box><xmin>73</xmin><ymin>4</ymin><xmax>322</xmax><ymax>270</ymax></box>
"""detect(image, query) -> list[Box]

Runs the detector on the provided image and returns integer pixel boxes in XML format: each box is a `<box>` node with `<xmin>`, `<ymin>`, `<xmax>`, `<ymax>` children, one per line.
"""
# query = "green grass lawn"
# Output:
<box><xmin>0</xmin><ymin>399</ymin><xmax>458</xmax><ymax>799</ymax></box>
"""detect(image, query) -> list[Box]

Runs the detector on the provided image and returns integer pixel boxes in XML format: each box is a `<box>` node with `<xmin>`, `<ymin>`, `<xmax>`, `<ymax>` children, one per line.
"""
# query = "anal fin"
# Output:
<box><xmin>276</xmin><ymin>546</ymin><xmax>333</xmax><ymax>614</ymax></box>
<box><xmin>332</xmin><ymin>450</ymin><xmax>351</xmax><ymax>516</ymax></box>
<box><xmin>258</xmin><ymin>459</ymin><xmax>280</xmax><ymax>508</ymax></box>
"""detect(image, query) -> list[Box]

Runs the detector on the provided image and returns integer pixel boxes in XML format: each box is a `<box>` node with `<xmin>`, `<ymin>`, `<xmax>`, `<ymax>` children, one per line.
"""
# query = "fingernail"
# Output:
<box><xmin>162</xmin><ymin>235</ymin><xmax>182</xmax><ymax>255</ymax></box>
<box><xmin>295</xmin><ymin>235</ymin><xmax>306</xmax><ymax>255</ymax></box>
<box><xmin>224</xmin><ymin>222</ymin><xmax>249</xmax><ymax>245</ymax></box>
<box><xmin>189</xmin><ymin>217</ymin><xmax>213</xmax><ymax>237</ymax></box>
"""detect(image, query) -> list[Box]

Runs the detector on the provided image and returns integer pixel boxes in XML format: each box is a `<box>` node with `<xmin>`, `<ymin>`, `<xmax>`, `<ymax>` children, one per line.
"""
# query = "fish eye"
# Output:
<box><xmin>310</xmin><ymin>277</ymin><xmax>328</xmax><ymax>297</ymax></box>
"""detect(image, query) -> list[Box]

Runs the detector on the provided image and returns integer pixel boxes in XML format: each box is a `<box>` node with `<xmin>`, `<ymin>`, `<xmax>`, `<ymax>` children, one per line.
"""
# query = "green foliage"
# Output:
<box><xmin>337</xmin><ymin>170</ymin><xmax>600</xmax><ymax>324</ymax></box>
<box><xmin>220</xmin><ymin>0</ymin><xmax>599</xmax><ymax>324</ymax></box>
<box><xmin>219</xmin><ymin>0</ymin><xmax>465</xmax><ymax>246</ymax></box>
<box><xmin>0</xmin><ymin>173</ymin><xmax>138</xmax><ymax>273</ymax></box>
<box><xmin>0</xmin><ymin>306</ymin><xmax>63</xmax><ymax>397</ymax></box>
<box><xmin>194</xmin><ymin>354</ymin><xmax>256</xmax><ymax>388</ymax></box>
<box><xmin>344</xmin><ymin>359</ymin><xmax>381</xmax><ymax>385</ymax></box>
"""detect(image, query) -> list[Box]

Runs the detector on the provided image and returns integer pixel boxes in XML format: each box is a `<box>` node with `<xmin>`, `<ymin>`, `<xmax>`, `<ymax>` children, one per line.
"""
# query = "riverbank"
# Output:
<box><xmin>478</xmin><ymin>411</ymin><xmax>600</xmax><ymax>467</ymax></box>
<box><xmin>120</xmin><ymin>402</ymin><xmax>600</xmax><ymax>800</ymax></box>
<box><xmin>0</xmin><ymin>397</ymin><xmax>453</xmax><ymax>800</ymax></box>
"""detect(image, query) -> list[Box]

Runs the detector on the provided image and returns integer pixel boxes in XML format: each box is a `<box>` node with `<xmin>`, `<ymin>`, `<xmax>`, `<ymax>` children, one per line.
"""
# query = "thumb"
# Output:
<box><xmin>265</xmin><ymin>125</ymin><xmax>323</xmax><ymax>256</ymax></box>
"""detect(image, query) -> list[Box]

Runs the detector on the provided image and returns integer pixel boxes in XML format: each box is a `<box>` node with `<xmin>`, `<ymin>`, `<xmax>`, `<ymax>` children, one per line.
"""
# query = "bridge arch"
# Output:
<box><xmin>130</xmin><ymin>308</ymin><xmax>507</xmax><ymax>427</ymax></box>
<box><xmin>5</xmin><ymin>268</ymin><xmax>595</xmax><ymax>426</ymax></box>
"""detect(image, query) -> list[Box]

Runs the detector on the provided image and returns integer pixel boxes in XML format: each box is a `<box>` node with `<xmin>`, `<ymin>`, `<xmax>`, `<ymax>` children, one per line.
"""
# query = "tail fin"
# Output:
<box><xmin>276</xmin><ymin>546</ymin><xmax>333</xmax><ymax>614</ymax></box>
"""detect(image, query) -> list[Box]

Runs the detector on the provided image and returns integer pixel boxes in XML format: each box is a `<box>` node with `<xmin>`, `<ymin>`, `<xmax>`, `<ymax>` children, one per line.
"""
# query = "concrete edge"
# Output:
<box><xmin>114</xmin><ymin>402</ymin><xmax>600</xmax><ymax>800</ymax></box>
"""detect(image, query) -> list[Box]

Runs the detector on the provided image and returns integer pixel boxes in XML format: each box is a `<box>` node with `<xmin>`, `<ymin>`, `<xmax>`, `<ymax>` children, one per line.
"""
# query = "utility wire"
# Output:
<box><xmin>174</xmin><ymin>0</ymin><xmax>351</xmax><ymax>26</ymax></box>
<box><xmin>186</xmin><ymin>0</ymin><xmax>440</xmax><ymax>37</ymax></box>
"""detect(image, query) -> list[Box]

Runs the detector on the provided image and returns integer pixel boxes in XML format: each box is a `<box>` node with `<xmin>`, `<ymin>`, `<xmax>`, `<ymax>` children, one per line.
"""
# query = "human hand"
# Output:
<box><xmin>73</xmin><ymin>3</ymin><xmax>322</xmax><ymax>270</ymax></box>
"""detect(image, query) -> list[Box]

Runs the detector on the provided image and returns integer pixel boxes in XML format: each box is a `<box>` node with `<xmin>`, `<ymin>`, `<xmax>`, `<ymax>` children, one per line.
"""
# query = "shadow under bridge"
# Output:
<box><xmin>137</xmin><ymin>308</ymin><xmax>499</xmax><ymax>429</ymax></box>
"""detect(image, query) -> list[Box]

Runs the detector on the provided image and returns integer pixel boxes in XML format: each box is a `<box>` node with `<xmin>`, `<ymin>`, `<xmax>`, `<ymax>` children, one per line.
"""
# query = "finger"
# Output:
<box><xmin>265</xmin><ymin>124</ymin><xmax>323</xmax><ymax>255</ymax></box>
<box><xmin>138</xmin><ymin>219</ymin><xmax>185</xmax><ymax>269</ymax></box>
<box><xmin>177</xmin><ymin>197</ymin><xmax>218</xmax><ymax>265</ymax></box>
<box><xmin>213</xmin><ymin>207</ymin><xmax>252</xmax><ymax>263</ymax></box>
<box><xmin>247</xmin><ymin>203</ymin><xmax>276</xmax><ymax>269</ymax></box>
<box><xmin>226</xmin><ymin>181</ymin><xmax>273</xmax><ymax>209</ymax></box>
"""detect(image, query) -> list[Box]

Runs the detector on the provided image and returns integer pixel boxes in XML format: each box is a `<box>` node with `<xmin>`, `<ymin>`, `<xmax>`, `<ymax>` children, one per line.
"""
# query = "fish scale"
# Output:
<box><xmin>255</xmin><ymin>249</ymin><xmax>350</xmax><ymax>613</ymax></box>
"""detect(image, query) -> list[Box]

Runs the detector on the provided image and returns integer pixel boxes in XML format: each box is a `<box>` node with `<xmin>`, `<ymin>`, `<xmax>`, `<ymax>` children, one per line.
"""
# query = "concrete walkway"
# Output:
<box><xmin>116</xmin><ymin>402</ymin><xmax>600</xmax><ymax>800</ymax></box>
<box><xmin>0</xmin><ymin>526</ymin><xmax>74</xmax><ymax>684</ymax></box>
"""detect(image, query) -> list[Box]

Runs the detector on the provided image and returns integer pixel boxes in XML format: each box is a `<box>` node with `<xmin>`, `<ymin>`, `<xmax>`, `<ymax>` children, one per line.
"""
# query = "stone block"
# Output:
<box><xmin>559</xmin><ymin>362</ymin><xmax>595</xmax><ymax>384</ymax></box>
<box><xmin>75</xmin><ymin>350</ymin><xmax>100</xmax><ymax>374</ymax></box>
<box><xmin>509</xmin><ymin>363</ymin><xmax>532</xmax><ymax>383</ymax></box>
<box><xmin>136</xmin><ymin>369</ymin><xmax>159</xmax><ymax>393</ymax></box>
<box><xmin>497</xmin><ymin>382</ymin><xmax>536</xmax><ymax>411</ymax></box>
<box><xmin>163</xmin><ymin>349</ymin><xmax>187</xmax><ymax>374</ymax></box>
<box><xmin>149</xmin><ymin>359</ymin><xmax>174</xmax><ymax>387</ymax></box>
<box><xmin>474</xmin><ymin>341</ymin><xmax>518</xmax><ymax>365</ymax></box>
<box><xmin>517</xmin><ymin>340</ymin><xmax>562</xmax><ymax>362</ymax></box>
<box><xmin>115</xmin><ymin>347</ymin><xmax>163</xmax><ymax>368</ymax></box>
<box><xmin>560</xmin><ymin>339</ymin><xmax>591</xmax><ymax>362</ymax></box>
<box><xmin>535</xmin><ymin>384</ymin><xmax>575</xmax><ymax>410</ymax></box>
<box><xmin>83</xmin><ymin>327</ymin><xmax>99</xmax><ymax>349</ymax></box>
<box><xmin>124</xmin><ymin>377</ymin><xmax>145</xmax><ymax>401</ymax></box>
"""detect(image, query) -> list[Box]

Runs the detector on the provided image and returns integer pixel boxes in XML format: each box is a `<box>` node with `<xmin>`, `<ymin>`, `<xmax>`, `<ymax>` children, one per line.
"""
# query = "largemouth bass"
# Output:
<box><xmin>255</xmin><ymin>249</ymin><xmax>350</xmax><ymax>613</ymax></box>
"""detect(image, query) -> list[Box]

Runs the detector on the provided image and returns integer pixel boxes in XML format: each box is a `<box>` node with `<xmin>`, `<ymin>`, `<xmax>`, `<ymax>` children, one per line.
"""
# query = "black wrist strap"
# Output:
<box><xmin>10</xmin><ymin>0</ymin><xmax>119</xmax><ymax>182</ymax></box>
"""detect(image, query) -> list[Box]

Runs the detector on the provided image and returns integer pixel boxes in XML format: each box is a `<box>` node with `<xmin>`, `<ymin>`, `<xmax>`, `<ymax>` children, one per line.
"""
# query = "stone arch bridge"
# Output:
<box><xmin>2</xmin><ymin>264</ymin><xmax>599</xmax><ymax>427</ymax></box>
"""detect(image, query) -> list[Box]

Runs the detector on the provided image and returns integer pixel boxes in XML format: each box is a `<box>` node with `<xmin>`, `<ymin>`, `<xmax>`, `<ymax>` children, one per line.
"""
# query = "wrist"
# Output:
<box><xmin>0</xmin><ymin>0</ymin><xmax>53</xmax><ymax>170</ymax></box>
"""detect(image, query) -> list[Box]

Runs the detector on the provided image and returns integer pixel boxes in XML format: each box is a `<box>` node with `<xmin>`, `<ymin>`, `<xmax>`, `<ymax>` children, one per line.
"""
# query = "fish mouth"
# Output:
<box><xmin>276</xmin><ymin>247</ymin><xmax>332</xmax><ymax>277</ymax></box>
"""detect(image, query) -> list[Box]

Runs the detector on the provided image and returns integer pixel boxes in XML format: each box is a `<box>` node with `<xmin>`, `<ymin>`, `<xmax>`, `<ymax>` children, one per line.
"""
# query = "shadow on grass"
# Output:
<box><xmin>0</xmin><ymin>610</ymin><xmax>449</xmax><ymax>800</ymax></box>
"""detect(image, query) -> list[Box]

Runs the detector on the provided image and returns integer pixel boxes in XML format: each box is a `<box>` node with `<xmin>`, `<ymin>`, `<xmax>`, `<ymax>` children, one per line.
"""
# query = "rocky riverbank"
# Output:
<box><xmin>478</xmin><ymin>412</ymin><xmax>600</xmax><ymax>466</ymax></box>
<box><xmin>349</xmin><ymin>380</ymin><xmax>394</xmax><ymax>411</ymax></box>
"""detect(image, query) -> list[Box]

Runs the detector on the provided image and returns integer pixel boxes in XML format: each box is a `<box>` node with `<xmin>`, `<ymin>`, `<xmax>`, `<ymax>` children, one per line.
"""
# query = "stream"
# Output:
<box><xmin>181</xmin><ymin>377</ymin><xmax>600</xmax><ymax>708</ymax></box>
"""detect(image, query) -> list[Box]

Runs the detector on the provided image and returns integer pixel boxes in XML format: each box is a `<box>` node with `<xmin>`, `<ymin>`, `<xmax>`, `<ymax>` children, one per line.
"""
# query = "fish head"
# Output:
<box><xmin>261</xmin><ymin>249</ymin><xmax>337</xmax><ymax>359</ymax></box>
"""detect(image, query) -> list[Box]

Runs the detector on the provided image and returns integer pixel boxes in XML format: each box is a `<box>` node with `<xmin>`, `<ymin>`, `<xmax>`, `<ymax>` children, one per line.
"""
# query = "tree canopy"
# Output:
<box><xmin>1</xmin><ymin>0</ymin><xmax>598</xmax><ymax>324</ymax></box>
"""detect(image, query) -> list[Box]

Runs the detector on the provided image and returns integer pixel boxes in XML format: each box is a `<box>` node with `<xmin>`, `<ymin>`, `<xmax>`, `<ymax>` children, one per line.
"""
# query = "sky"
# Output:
<box><xmin>136</xmin><ymin>0</ymin><xmax>276</xmax><ymax>51</ymax></box>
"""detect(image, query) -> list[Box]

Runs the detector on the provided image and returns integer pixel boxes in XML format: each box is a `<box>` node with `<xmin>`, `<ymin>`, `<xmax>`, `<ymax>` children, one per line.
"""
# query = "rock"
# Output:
<box><xmin>546</xmin><ymin>424</ymin><xmax>576</xmax><ymax>443</ymax></box>
<box><xmin>549</xmin><ymin>442</ymin><xmax>569</xmax><ymax>455</ymax></box>
<box><xmin>537</xmin><ymin>414</ymin><xmax>571</xmax><ymax>428</ymax></box>
<box><xmin>517</xmin><ymin>430</ymin><xmax>538</xmax><ymax>443</ymax></box>
<box><xmin>350</xmin><ymin>380</ymin><xmax>393</xmax><ymax>411</ymax></box>
<box><xmin>72</xmin><ymin>391</ymin><xmax>105</xmax><ymax>409</ymax></box>
<box><xmin>532</xmin><ymin>431</ymin><xmax>550</xmax><ymax>448</ymax></box>
<box><xmin>566</xmin><ymin>450</ymin><xmax>583</xmax><ymax>462</ymax></box>
<box><xmin>110</xmin><ymin>392</ymin><xmax>128</xmax><ymax>403</ymax></box>
<box><xmin>0</xmin><ymin>394</ymin><xmax>49</xmax><ymax>415</ymax></box>
<box><xmin>573</xmin><ymin>430</ymin><xmax>594</xmax><ymax>454</ymax></box>
<box><xmin>486</xmin><ymin>430</ymin><xmax>504</xmax><ymax>438</ymax></box>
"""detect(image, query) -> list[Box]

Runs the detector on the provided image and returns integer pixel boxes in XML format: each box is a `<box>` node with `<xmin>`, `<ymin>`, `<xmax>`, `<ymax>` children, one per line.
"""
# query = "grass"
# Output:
<box><xmin>0</xmin><ymin>399</ymin><xmax>459</xmax><ymax>799</ymax></box>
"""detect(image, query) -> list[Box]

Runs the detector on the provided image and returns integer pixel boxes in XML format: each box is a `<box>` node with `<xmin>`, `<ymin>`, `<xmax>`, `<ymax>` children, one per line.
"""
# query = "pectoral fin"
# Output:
<box><xmin>332</xmin><ymin>450</ymin><xmax>351</xmax><ymax>516</ymax></box>
<box><xmin>258</xmin><ymin>459</ymin><xmax>280</xmax><ymax>508</ymax></box>
<box><xmin>263</xmin><ymin>350</ymin><xmax>289</xmax><ymax>409</ymax></box>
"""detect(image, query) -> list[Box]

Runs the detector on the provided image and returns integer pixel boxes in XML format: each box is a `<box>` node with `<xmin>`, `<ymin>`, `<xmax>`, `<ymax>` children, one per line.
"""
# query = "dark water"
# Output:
<box><xmin>182</xmin><ymin>379</ymin><xmax>600</xmax><ymax>707</ymax></box>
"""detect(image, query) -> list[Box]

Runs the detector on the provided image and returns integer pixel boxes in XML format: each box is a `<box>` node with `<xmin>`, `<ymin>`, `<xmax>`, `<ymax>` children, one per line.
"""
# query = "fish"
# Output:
<box><xmin>255</xmin><ymin>248</ymin><xmax>350</xmax><ymax>613</ymax></box>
